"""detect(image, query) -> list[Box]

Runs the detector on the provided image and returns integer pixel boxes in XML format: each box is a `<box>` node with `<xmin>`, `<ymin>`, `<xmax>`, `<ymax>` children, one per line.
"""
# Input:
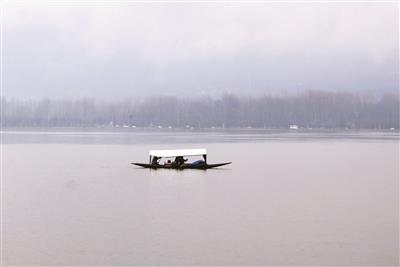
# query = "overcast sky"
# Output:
<box><xmin>3</xmin><ymin>2</ymin><xmax>399</xmax><ymax>100</ymax></box>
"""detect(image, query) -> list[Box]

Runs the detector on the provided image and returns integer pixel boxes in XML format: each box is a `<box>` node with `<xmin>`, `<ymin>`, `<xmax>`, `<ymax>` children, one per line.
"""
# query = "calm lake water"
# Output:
<box><xmin>3</xmin><ymin>129</ymin><xmax>399</xmax><ymax>265</ymax></box>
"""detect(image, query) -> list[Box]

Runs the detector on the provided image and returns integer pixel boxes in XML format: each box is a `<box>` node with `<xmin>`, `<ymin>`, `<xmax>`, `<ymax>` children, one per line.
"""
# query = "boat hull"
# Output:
<box><xmin>131</xmin><ymin>162</ymin><xmax>231</xmax><ymax>169</ymax></box>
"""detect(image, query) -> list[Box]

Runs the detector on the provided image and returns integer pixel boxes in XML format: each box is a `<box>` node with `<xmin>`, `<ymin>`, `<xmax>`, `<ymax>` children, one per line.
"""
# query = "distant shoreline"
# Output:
<box><xmin>2</xmin><ymin>126</ymin><xmax>399</xmax><ymax>133</ymax></box>
<box><xmin>3</xmin><ymin>91</ymin><xmax>399</xmax><ymax>130</ymax></box>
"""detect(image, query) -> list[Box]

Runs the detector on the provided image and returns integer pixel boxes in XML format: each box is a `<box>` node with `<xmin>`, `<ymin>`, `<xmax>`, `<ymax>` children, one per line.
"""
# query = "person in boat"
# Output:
<box><xmin>174</xmin><ymin>156</ymin><xmax>187</xmax><ymax>167</ymax></box>
<box><xmin>151</xmin><ymin>156</ymin><xmax>160</xmax><ymax>166</ymax></box>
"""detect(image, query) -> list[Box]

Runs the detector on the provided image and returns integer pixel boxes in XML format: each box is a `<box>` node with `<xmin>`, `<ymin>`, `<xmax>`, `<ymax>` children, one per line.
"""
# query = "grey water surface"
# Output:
<box><xmin>3</xmin><ymin>129</ymin><xmax>399</xmax><ymax>265</ymax></box>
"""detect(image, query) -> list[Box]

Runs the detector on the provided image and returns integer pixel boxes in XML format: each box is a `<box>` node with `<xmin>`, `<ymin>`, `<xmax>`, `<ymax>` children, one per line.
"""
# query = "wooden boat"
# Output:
<box><xmin>131</xmin><ymin>148</ymin><xmax>231</xmax><ymax>170</ymax></box>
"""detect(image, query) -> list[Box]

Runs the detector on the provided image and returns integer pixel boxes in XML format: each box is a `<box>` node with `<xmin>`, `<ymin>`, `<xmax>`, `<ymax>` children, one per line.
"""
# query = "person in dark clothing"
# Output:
<box><xmin>151</xmin><ymin>156</ymin><xmax>160</xmax><ymax>166</ymax></box>
<box><xmin>174</xmin><ymin>156</ymin><xmax>187</xmax><ymax>166</ymax></box>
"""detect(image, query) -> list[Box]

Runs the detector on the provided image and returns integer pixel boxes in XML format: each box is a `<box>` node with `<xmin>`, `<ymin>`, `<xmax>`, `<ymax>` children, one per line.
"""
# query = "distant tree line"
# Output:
<box><xmin>2</xmin><ymin>91</ymin><xmax>399</xmax><ymax>129</ymax></box>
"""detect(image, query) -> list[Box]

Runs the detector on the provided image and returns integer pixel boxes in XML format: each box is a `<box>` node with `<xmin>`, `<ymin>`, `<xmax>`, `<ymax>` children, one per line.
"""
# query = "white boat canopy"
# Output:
<box><xmin>150</xmin><ymin>148</ymin><xmax>207</xmax><ymax>158</ymax></box>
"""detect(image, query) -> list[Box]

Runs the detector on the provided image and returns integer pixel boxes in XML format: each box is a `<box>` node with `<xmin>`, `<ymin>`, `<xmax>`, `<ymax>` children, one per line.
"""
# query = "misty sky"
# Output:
<box><xmin>4</xmin><ymin>2</ymin><xmax>399</xmax><ymax>100</ymax></box>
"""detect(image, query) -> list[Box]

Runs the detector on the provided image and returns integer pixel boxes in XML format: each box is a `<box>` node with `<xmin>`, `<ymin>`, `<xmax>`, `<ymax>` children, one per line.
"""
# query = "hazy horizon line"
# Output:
<box><xmin>2</xmin><ymin>88</ymin><xmax>399</xmax><ymax>102</ymax></box>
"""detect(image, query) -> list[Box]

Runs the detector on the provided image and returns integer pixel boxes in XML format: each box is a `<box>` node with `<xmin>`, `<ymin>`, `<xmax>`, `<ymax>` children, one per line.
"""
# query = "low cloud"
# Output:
<box><xmin>4</xmin><ymin>2</ymin><xmax>399</xmax><ymax>99</ymax></box>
